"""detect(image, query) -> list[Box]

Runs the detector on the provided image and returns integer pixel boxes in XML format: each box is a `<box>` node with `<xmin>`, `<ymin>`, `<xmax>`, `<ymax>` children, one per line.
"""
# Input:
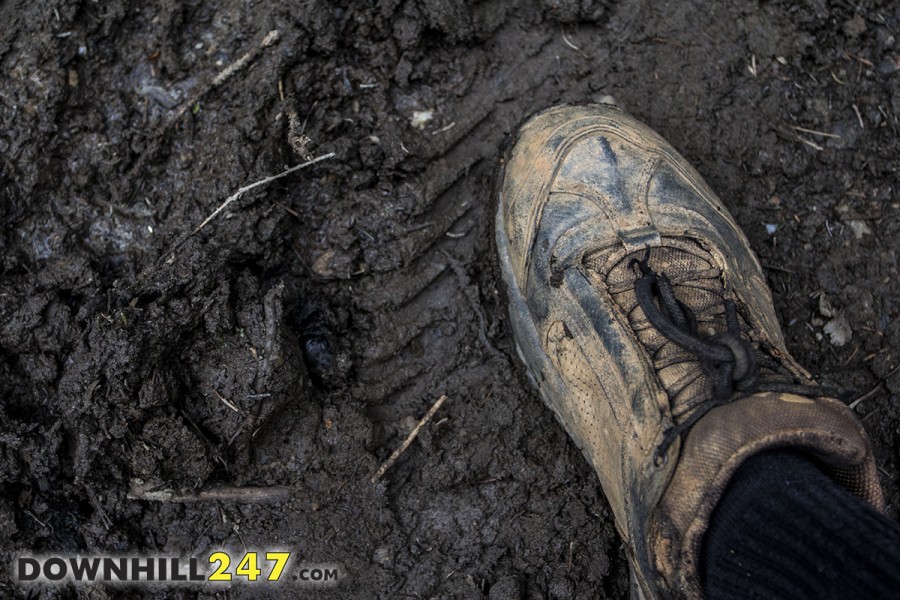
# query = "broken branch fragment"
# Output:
<box><xmin>371</xmin><ymin>395</ymin><xmax>448</xmax><ymax>483</ymax></box>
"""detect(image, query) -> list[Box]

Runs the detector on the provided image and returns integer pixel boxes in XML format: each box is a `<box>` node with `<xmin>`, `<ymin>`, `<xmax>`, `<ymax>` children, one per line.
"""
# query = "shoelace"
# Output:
<box><xmin>629</xmin><ymin>252</ymin><xmax>841</xmax><ymax>466</ymax></box>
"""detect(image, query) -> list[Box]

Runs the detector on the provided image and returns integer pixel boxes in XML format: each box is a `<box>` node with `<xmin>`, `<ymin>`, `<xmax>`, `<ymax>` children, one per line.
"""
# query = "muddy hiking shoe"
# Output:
<box><xmin>494</xmin><ymin>104</ymin><xmax>884</xmax><ymax>599</ymax></box>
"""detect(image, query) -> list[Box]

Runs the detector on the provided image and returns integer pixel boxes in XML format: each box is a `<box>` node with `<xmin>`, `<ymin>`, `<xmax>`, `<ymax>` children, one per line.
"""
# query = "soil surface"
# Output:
<box><xmin>1</xmin><ymin>0</ymin><xmax>899</xmax><ymax>598</ymax></box>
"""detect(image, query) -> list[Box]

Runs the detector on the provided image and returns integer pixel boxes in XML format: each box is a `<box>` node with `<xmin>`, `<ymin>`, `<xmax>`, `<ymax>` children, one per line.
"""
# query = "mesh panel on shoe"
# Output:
<box><xmin>585</xmin><ymin>239</ymin><xmax>734</xmax><ymax>417</ymax></box>
<box><xmin>546</xmin><ymin>321</ymin><xmax>626</xmax><ymax>518</ymax></box>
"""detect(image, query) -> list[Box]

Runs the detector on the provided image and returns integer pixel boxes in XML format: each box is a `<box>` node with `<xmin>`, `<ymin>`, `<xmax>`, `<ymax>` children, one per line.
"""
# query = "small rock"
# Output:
<box><xmin>594</xmin><ymin>94</ymin><xmax>619</xmax><ymax>107</ymax></box>
<box><xmin>846</xmin><ymin>219</ymin><xmax>872</xmax><ymax>239</ymax></box>
<box><xmin>138</xmin><ymin>84</ymin><xmax>181</xmax><ymax>109</ymax></box>
<box><xmin>489</xmin><ymin>575</ymin><xmax>523</xmax><ymax>600</ymax></box>
<box><xmin>818</xmin><ymin>294</ymin><xmax>835</xmax><ymax>318</ymax></box>
<box><xmin>842</xmin><ymin>14</ymin><xmax>866</xmax><ymax>39</ymax></box>
<box><xmin>311</xmin><ymin>248</ymin><xmax>335</xmax><ymax>277</ymax></box>
<box><xmin>410</xmin><ymin>110</ymin><xmax>434</xmax><ymax>129</ymax></box>
<box><xmin>824</xmin><ymin>315</ymin><xmax>852</xmax><ymax>347</ymax></box>
<box><xmin>876</xmin><ymin>27</ymin><xmax>895</xmax><ymax>50</ymax></box>
<box><xmin>372</xmin><ymin>546</ymin><xmax>393</xmax><ymax>567</ymax></box>
<box><xmin>399</xmin><ymin>415</ymin><xmax>418</xmax><ymax>435</ymax></box>
<box><xmin>877</xmin><ymin>56</ymin><xmax>900</xmax><ymax>75</ymax></box>
<box><xmin>548</xmin><ymin>575</ymin><xmax>575</xmax><ymax>600</ymax></box>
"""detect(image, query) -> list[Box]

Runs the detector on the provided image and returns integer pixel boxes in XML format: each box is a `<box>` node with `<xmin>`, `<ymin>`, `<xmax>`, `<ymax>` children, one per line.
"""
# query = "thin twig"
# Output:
<box><xmin>371</xmin><ymin>395</ymin><xmax>448</xmax><ymax>483</ymax></box>
<box><xmin>159</xmin><ymin>152</ymin><xmax>334</xmax><ymax>264</ymax></box>
<box><xmin>212</xmin><ymin>389</ymin><xmax>241</xmax><ymax>413</ymax></box>
<box><xmin>84</xmin><ymin>485</ymin><xmax>113</xmax><ymax>530</ymax></box>
<box><xmin>431</xmin><ymin>122</ymin><xmax>457</xmax><ymax>136</ymax></box>
<box><xmin>849</xmin><ymin>384</ymin><xmax>882</xmax><ymax>409</ymax></box>
<box><xmin>852</xmin><ymin>104</ymin><xmax>865</xmax><ymax>130</ymax></box>
<box><xmin>173</xmin><ymin>30</ymin><xmax>281</xmax><ymax>123</ymax></box>
<box><xmin>561</xmin><ymin>33</ymin><xmax>588</xmax><ymax>58</ymax></box>
<box><xmin>128</xmin><ymin>483</ymin><xmax>293</xmax><ymax>504</ymax></box>
<box><xmin>124</xmin><ymin>30</ymin><xmax>284</xmax><ymax>196</ymax></box>
<box><xmin>762</xmin><ymin>263</ymin><xmax>796</xmax><ymax>274</ymax></box>
<box><xmin>191</xmin><ymin>153</ymin><xmax>334</xmax><ymax>236</ymax></box>
<box><xmin>795</xmin><ymin>136</ymin><xmax>823</xmax><ymax>151</ymax></box>
<box><xmin>849</xmin><ymin>363</ymin><xmax>900</xmax><ymax>409</ymax></box>
<box><xmin>790</xmin><ymin>125</ymin><xmax>841</xmax><ymax>139</ymax></box>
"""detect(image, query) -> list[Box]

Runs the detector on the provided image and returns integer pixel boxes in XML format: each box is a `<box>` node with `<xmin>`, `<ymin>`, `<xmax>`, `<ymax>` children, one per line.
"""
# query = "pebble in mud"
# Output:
<box><xmin>372</xmin><ymin>546</ymin><xmax>394</xmax><ymax>567</ymax></box>
<box><xmin>842</xmin><ymin>14</ymin><xmax>866</xmax><ymax>38</ymax></box>
<box><xmin>297</xmin><ymin>305</ymin><xmax>350</xmax><ymax>387</ymax></box>
<box><xmin>489</xmin><ymin>575</ymin><xmax>523</xmax><ymax>600</ymax></box>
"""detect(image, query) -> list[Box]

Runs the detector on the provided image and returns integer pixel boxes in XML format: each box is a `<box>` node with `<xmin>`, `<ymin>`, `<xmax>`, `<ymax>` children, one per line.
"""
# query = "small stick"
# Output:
<box><xmin>849</xmin><ymin>383</ymin><xmax>882</xmax><ymax>409</ymax></box>
<box><xmin>219</xmin><ymin>31</ymin><xmax>280</xmax><ymax>85</ymax></box>
<box><xmin>790</xmin><ymin>125</ymin><xmax>841</xmax><ymax>139</ymax></box>
<box><xmin>212</xmin><ymin>389</ymin><xmax>241</xmax><ymax>413</ymax></box>
<box><xmin>128</xmin><ymin>484</ymin><xmax>293</xmax><ymax>504</ymax></box>
<box><xmin>431</xmin><ymin>122</ymin><xmax>456</xmax><ymax>136</ymax></box>
<box><xmin>159</xmin><ymin>152</ymin><xmax>334</xmax><ymax>265</ymax></box>
<box><xmin>124</xmin><ymin>30</ymin><xmax>284</xmax><ymax>195</ymax></box>
<box><xmin>172</xmin><ymin>30</ymin><xmax>281</xmax><ymax>123</ymax></box>
<box><xmin>561</xmin><ymin>33</ymin><xmax>588</xmax><ymax>58</ymax></box>
<box><xmin>849</xmin><ymin>363</ymin><xmax>900</xmax><ymax>409</ymax></box>
<box><xmin>762</xmin><ymin>263</ymin><xmax>796</xmax><ymax>274</ymax></box>
<box><xmin>371</xmin><ymin>395</ymin><xmax>448</xmax><ymax>483</ymax></box>
<box><xmin>794</xmin><ymin>136</ymin><xmax>823</xmax><ymax>151</ymax></box>
<box><xmin>84</xmin><ymin>485</ymin><xmax>113</xmax><ymax>530</ymax></box>
<box><xmin>852</xmin><ymin>104</ymin><xmax>865</xmax><ymax>130</ymax></box>
<box><xmin>191</xmin><ymin>152</ymin><xmax>334</xmax><ymax>237</ymax></box>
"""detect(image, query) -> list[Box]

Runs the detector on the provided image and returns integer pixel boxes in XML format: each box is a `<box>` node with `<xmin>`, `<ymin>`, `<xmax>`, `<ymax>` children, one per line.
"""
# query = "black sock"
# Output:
<box><xmin>702</xmin><ymin>449</ymin><xmax>900</xmax><ymax>600</ymax></box>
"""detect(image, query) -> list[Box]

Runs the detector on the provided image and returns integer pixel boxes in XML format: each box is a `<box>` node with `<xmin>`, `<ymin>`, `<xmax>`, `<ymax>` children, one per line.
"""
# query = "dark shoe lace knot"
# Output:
<box><xmin>628</xmin><ymin>252</ymin><xmax>838</xmax><ymax>466</ymax></box>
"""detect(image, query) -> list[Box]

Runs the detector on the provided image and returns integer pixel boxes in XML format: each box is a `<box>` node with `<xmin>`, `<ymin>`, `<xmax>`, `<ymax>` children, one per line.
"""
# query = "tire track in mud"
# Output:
<box><xmin>322</xmin><ymin>21</ymin><xmax>607</xmax><ymax>417</ymax></box>
<box><xmin>276</xmin><ymin>11</ymin><xmax>626</xmax><ymax>594</ymax></box>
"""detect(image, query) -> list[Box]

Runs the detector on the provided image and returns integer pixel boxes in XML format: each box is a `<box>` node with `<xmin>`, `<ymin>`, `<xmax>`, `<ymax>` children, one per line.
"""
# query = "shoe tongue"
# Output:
<box><xmin>584</xmin><ymin>239</ymin><xmax>731</xmax><ymax>415</ymax></box>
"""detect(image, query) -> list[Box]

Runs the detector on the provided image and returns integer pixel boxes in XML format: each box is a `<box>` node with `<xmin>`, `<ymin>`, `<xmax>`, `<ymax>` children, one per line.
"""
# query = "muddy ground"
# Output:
<box><xmin>0</xmin><ymin>0</ymin><xmax>898</xmax><ymax>598</ymax></box>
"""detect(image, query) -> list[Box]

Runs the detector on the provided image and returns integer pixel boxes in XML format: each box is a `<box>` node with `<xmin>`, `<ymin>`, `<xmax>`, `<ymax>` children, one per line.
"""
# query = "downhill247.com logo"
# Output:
<box><xmin>15</xmin><ymin>553</ymin><xmax>343</xmax><ymax>586</ymax></box>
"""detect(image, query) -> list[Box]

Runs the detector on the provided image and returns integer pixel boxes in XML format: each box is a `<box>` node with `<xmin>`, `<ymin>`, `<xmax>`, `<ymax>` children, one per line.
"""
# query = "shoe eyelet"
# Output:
<box><xmin>653</xmin><ymin>448</ymin><xmax>668</xmax><ymax>468</ymax></box>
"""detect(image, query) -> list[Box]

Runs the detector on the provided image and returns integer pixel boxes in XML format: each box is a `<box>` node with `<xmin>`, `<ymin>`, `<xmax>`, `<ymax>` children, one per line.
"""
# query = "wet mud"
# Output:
<box><xmin>1</xmin><ymin>0</ymin><xmax>898</xmax><ymax>598</ymax></box>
